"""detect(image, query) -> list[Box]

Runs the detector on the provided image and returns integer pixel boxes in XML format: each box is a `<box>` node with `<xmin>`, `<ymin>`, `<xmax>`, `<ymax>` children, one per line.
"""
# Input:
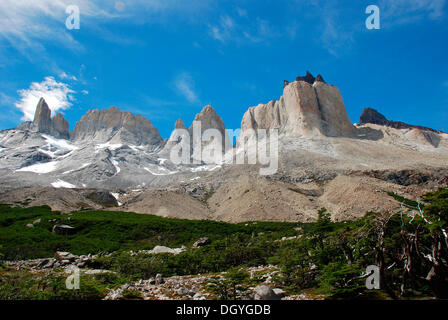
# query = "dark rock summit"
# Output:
<box><xmin>360</xmin><ymin>108</ymin><xmax>442</xmax><ymax>133</ymax></box>
<box><xmin>284</xmin><ymin>71</ymin><xmax>326</xmax><ymax>88</ymax></box>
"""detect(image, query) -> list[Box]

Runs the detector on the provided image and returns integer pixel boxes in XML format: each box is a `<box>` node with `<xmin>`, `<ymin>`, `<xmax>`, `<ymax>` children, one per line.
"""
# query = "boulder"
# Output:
<box><xmin>193</xmin><ymin>237</ymin><xmax>211</xmax><ymax>248</ymax></box>
<box><xmin>37</xmin><ymin>258</ymin><xmax>56</xmax><ymax>269</ymax></box>
<box><xmin>54</xmin><ymin>251</ymin><xmax>77</xmax><ymax>261</ymax></box>
<box><xmin>149</xmin><ymin>245</ymin><xmax>185</xmax><ymax>255</ymax></box>
<box><xmin>253</xmin><ymin>285</ymin><xmax>281</xmax><ymax>300</ymax></box>
<box><xmin>52</xmin><ymin>224</ymin><xmax>76</xmax><ymax>235</ymax></box>
<box><xmin>272</xmin><ymin>288</ymin><xmax>287</xmax><ymax>297</ymax></box>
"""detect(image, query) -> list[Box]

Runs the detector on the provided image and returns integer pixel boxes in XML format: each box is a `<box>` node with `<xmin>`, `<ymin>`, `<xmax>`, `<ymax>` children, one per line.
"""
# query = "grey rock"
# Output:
<box><xmin>272</xmin><ymin>288</ymin><xmax>286</xmax><ymax>297</ymax></box>
<box><xmin>54</xmin><ymin>251</ymin><xmax>77</xmax><ymax>261</ymax></box>
<box><xmin>253</xmin><ymin>285</ymin><xmax>281</xmax><ymax>300</ymax></box>
<box><xmin>193</xmin><ymin>237</ymin><xmax>211</xmax><ymax>248</ymax></box>
<box><xmin>31</xmin><ymin>98</ymin><xmax>69</xmax><ymax>138</ymax></box>
<box><xmin>33</xmin><ymin>98</ymin><xmax>52</xmax><ymax>134</ymax></box>
<box><xmin>155</xmin><ymin>274</ymin><xmax>164</xmax><ymax>285</ymax></box>
<box><xmin>70</xmin><ymin>106</ymin><xmax>163</xmax><ymax>146</ymax></box>
<box><xmin>52</xmin><ymin>224</ymin><xmax>76</xmax><ymax>235</ymax></box>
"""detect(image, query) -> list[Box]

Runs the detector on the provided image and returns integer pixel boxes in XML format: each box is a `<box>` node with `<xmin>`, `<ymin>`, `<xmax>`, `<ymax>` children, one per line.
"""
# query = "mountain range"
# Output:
<box><xmin>1</xmin><ymin>72</ymin><xmax>447</xmax><ymax>222</ymax></box>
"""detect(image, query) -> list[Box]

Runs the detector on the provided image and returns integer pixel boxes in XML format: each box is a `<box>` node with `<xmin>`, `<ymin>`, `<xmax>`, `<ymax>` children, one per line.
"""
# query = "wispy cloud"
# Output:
<box><xmin>209</xmin><ymin>13</ymin><xmax>278</xmax><ymax>45</ymax></box>
<box><xmin>15</xmin><ymin>76</ymin><xmax>75</xmax><ymax>121</ymax></box>
<box><xmin>174</xmin><ymin>73</ymin><xmax>199</xmax><ymax>104</ymax></box>
<box><xmin>379</xmin><ymin>0</ymin><xmax>446</xmax><ymax>23</ymax></box>
<box><xmin>293</xmin><ymin>0</ymin><xmax>446</xmax><ymax>56</ymax></box>
<box><xmin>0</xmin><ymin>0</ymin><xmax>213</xmax><ymax>57</ymax></box>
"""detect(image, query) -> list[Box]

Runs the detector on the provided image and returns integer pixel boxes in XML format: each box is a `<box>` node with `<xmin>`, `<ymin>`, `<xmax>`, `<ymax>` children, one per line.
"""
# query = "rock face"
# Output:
<box><xmin>51</xmin><ymin>113</ymin><xmax>69</xmax><ymax>139</ymax></box>
<box><xmin>163</xmin><ymin>105</ymin><xmax>230</xmax><ymax>163</ymax></box>
<box><xmin>33</xmin><ymin>98</ymin><xmax>52</xmax><ymax>133</ymax></box>
<box><xmin>360</xmin><ymin>108</ymin><xmax>442</xmax><ymax>133</ymax></box>
<box><xmin>174</xmin><ymin>118</ymin><xmax>187</xmax><ymax>130</ymax></box>
<box><xmin>70</xmin><ymin>106</ymin><xmax>163</xmax><ymax>146</ymax></box>
<box><xmin>18</xmin><ymin>98</ymin><xmax>70</xmax><ymax>138</ymax></box>
<box><xmin>241</xmin><ymin>72</ymin><xmax>356</xmax><ymax>137</ymax></box>
<box><xmin>190</xmin><ymin>105</ymin><xmax>227</xmax><ymax>139</ymax></box>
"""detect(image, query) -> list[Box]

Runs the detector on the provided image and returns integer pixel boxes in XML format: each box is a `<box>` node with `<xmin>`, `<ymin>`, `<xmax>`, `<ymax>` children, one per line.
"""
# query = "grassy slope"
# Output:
<box><xmin>0</xmin><ymin>205</ymin><xmax>298</xmax><ymax>260</ymax></box>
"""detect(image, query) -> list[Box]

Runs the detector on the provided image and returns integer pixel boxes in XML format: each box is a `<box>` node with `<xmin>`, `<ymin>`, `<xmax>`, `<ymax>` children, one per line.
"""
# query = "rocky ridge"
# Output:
<box><xmin>17</xmin><ymin>98</ymin><xmax>70</xmax><ymax>139</ymax></box>
<box><xmin>0</xmin><ymin>72</ymin><xmax>447</xmax><ymax>223</ymax></box>
<box><xmin>241</xmin><ymin>72</ymin><xmax>356</xmax><ymax>138</ymax></box>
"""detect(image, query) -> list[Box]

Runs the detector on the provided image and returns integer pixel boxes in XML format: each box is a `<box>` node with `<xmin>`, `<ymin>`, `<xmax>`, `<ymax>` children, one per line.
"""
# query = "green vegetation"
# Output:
<box><xmin>207</xmin><ymin>268</ymin><xmax>252</xmax><ymax>300</ymax></box>
<box><xmin>0</xmin><ymin>188</ymin><xmax>447</xmax><ymax>300</ymax></box>
<box><xmin>0</xmin><ymin>205</ymin><xmax>296</xmax><ymax>260</ymax></box>
<box><xmin>0</xmin><ymin>270</ymin><xmax>126</xmax><ymax>300</ymax></box>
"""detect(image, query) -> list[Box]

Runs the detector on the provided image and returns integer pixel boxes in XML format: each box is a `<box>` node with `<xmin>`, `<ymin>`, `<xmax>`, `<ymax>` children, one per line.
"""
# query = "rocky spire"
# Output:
<box><xmin>33</xmin><ymin>98</ymin><xmax>52</xmax><ymax>133</ymax></box>
<box><xmin>174</xmin><ymin>118</ymin><xmax>187</xmax><ymax>130</ymax></box>
<box><xmin>241</xmin><ymin>72</ymin><xmax>356</xmax><ymax>137</ymax></box>
<box><xmin>52</xmin><ymin>113</ymin><xmax>70</xmax><ymax>139</ymax></box>
<box><xmin>29</xmin><ymin>98</ymin><xmax>70</xmax><ymax>139</ymax></box>
<box><xmin>190</xmin><ymin>105</ymin><xmax>227</xmax><ymax>137</ymax></box>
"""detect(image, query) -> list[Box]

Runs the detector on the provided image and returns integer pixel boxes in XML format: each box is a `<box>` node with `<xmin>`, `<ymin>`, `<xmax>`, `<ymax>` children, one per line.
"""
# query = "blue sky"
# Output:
<box><xmin>0</xmin><ymin>0</ymin><xmax>447</xmax><ymax>138</ymax></box>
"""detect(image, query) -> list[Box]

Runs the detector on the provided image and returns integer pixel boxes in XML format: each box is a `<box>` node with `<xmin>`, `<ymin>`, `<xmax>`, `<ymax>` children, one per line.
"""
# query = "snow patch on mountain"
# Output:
<box><xmin>95</xmin><ymin>142</ymin><xmax>123</xmax><ymax>153</ymax></box>
<box><xmin>111</xmin><ymin>158</ymin><xmax>121</xmax><ymax>175</ymax></box>
<box><xmin>16</xmin><ymin>161</ymin><xmax>58</xmax><ymax>174</ymax></box>
<box><xmin>144</xmin><ymin>166</ymin><xmax>179</xmax><ymax>176</ymax></box>
<box><xmin>62</xmin><ymin>163</ymin><xmax>91</xmax><ymax>175</ymax></box>
<box><xmin>51</xmin><ymin>179</ymin><xmax>76</xmax><ymax>188</ymax></box>
<box><xmin>111</xmin><ymin>192</ymin><xmax>122</xmax><ymax>206</ymax></box>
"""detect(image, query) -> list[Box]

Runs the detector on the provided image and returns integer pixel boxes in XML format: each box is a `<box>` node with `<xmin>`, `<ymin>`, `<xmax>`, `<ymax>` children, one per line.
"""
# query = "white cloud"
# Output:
<box><xmin>379</xmin><ymin>0</ymin><xmax>445</xmax><ymax>21</ymax></box>
<box><xmin>0</xmin><ymin>0</ymin><xmax>213</xmax><ymax>52</ymax></box>
<box><xmin>209</xmin><ymin>14</ymin><xmax>277</xmax><ymax>44</ymax></box>
<box><xmin>15</xmin><ymin>77</ymin><xmax>75</xmax><ymax>121</ymax></box>
<box><xmin>59</xmin><ymin>72</ymin><xmax>78</xmax><ymax>81</ymax></box>
<box><xmin>174</xmin><ymin>73</ymin><xmax>199</xmax><ymax>103</ymax></box>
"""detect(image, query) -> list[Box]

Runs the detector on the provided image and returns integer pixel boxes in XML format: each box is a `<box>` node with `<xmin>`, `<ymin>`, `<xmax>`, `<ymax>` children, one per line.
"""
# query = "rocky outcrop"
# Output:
<box><xmin>52</xmin><ymin>225</ymin><xmax>76</xmax><ymax>235</ymax></box>
<box><xmin>70</xmin><ymin>106</ymin><xmax>163</xmax><ymax>146</ymax></box>
<box><xmin>162</xmin><ymin>105</ymin><xmax>230</xmax><ymax>163</ymax></box>
<box><xmin>51</xmin><ymin>113</ymin><xmax>69</xmax><ymax>138</ymax></box>
<box><xmin>192</xmin><ymin>237</ymin><xmax>211</xmax><ymax>248</ymax></box>
<box><xmin>190</xmin><ymin>105</ymin><xmax>227</xmax><ymax>139</ymax></box>
<box><xmin>242</xmin><ymin>72</ymin><xmax>356</xmax><ymax>137</ymax></box>
<box><xmin>33</xmin><ymin>98</ymin><xmax>52</xmax><ymax>133</ymax></box>
<box><xmin>174</xmin><ymin>118</ymin><xmax>187</xmax><ymax>130</ymax></box>
<box><xmin>17</xmin><ymin>98</ymin><xmax>70</xmax><ymax>139</ymax></box>
<box><xmin>360</xmin><ymin>108</ymin><xmax>443</xmax><ymax>133</ymax></box>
